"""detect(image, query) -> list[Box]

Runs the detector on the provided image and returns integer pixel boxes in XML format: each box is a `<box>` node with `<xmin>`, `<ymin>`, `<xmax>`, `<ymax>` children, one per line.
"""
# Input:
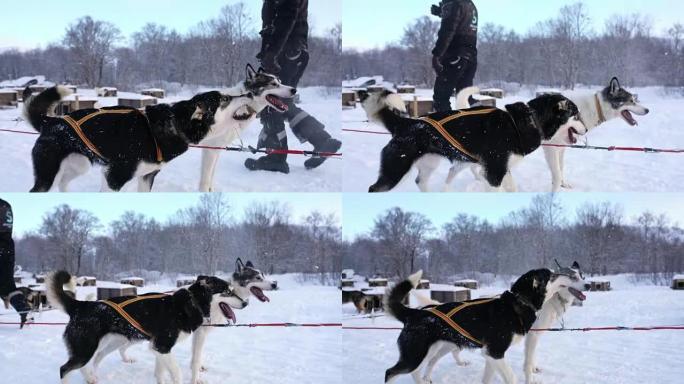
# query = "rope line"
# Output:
<box><xmin>0</xmin><ymin>321</ymin><xmax>342</xmax><ymax>328</ymax></box>
<box><xmin>341</xmin><ymin>325</ymin><xmax>684</xmax><ymax>332</ymax></box>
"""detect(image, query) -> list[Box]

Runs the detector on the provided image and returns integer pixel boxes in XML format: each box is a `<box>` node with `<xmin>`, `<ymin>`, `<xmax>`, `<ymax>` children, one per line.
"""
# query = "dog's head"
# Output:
<box><xmin>601</xmin><ymin>77</ymin><xmax>649</xmax><ymax>126</ymax></box>
<box><xmin>232</xmin><ymin>258</ymin><xmax>278</xmax><ymax>303</ymax></box>
<box><xmin>510</xmin><ymin>268</ymin><xmax>553</xmax><ymax>310</ymax></box>
<box><xmin>528</xmin><ymin>94</ymin><xmax>587</xmax><ymax>145</ymax></box>
<box><xmin>243</xmin><ymin>64</ymin><xmax>296</xmax><ymax>113</ymax></box>
<box><xmin>358</xmin><ymin>89</ymin><xmax>407</xmax><ymax>121</ymax></box>
<box><xmin>550</xmin><ymin>260</ymin><xmax>590</xmax><ymax>304</ymax></box>
<box><xmin>195</xmin><ymin>276</ymin><xmax>247</xmax><ymax>324</ymax></box>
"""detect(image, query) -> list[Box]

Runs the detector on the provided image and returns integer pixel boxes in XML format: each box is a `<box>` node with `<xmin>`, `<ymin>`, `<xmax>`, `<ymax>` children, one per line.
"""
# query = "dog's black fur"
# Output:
<box><xmin>48</xmin><ymin>270</ymin><xmax>233</xmax><ymax>380</ymax></box>
<box><xmin>384</xmin><ymin>269</ymin><xmax>552</xmax><ymax>383</ymax></box>
<box><xmin>25</xmin><ymin>87</ymin><xmax>251</xmax><ymax>192</ymax></box>
<box><xmin>360</xmin><ymin>90</ymin><xmax>582</xmax><ymax>192</ymax></box>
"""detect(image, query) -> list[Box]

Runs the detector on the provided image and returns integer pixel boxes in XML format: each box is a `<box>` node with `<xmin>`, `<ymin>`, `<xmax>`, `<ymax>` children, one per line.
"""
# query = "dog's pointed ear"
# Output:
<box><xmin>246</xmin><ymin>64</ymin><xmax>256</xmax><ymax>81</ymax></box>
<box><xmin>236</xmin><ymin>258</ymin><xmax>244</xmax><ymax>272</ymax></box>
<box><xmin>555</xmin><ymin>259</ymin><xmax>562</xmax><ymax>269</ymax></box>
<box><xmin>609</xmin><ymin>77</ymin><xmax>621</xmax><ymax>96</ymax></box>
<box><xmin>245</xmin><ymin>260</ymin><xmax>254</xmax><ymax>268</ymax></box>
<box><xmin>557</xmin><ymin>99</ymin><xmax>570</xmax><ymax>111</ymax></box>
<box><xmin>257</xmin><ymin>66</ymin><xmax>265</xmax><ymax>74</ymax></box>
<box><xmin>572</xmin><ymin>261</ymin><xmax>580</xmax><ymax>269</ymax></box>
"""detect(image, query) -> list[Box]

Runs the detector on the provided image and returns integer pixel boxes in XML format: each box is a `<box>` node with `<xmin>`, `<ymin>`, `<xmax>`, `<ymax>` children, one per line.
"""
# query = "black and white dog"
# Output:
<box><xmin>359</xmin><ymin>90</ymin><xmax>587</xmax><ymax>192</ymax></box>
<box><xmin>417</xmin><ymin>262</ymin><xmax>590</xmax><ymax>384</ymax></box>
<box><xmin>24</xmin><ymin>86</ymin><xmax>257</xmax><ymax>192</ymax></box>
<box><xmin>543</xmin><ymin>77</ymin><xmax>650</xmax><ymax>192</ymax></box>
<box><xmin>383</xmin><ymin>269</ymin><xmax>571</xmax><ymax>384</ymax></box>
<box><xmin>198</xmin><ymin>65</ymin><xmax>297</xmax><ymax>192</ymax></box>
<box><xmin>46</xmin><ymin>271</ymin><xmax>246</xmax><ymax>384</ymax></box>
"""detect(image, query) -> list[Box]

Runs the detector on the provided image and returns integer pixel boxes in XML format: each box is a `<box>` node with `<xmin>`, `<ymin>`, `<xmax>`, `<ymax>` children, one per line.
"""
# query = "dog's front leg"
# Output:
<box><xmin>190</xmin><ymin>328</ymin><xmax>210</xmax><ymax>384</ymax></box>
<box><xmin>486</xmin><ymin>356</ymin><xmax>517</xmax><ymax>384</ymax></box>
<box><xmin>155</xmin><ymin>352</ymin><xmax>182</xmax><ymax>384</ymax></box>
<box><xmin>524</xmin><ymin>332</ymin><xmax>541</xmax><ymax>384</ymax></box>
<box><xmin>543</xmin><ymin>146</ymin><xmax>563</xmax><ymax>192</ymax></box>
<box><xmin>199</xmin><ymin>149</ymin><xmax>221</xmax><ymax>192</ymax></box>
<box><xmin>422</xmin><ymin>344</ymin><xmax>456</xmax><ymax>382</ymax></box>
<box><xmin>559</xmin><ymin>148</ymin><xmax>572</xmax><ymax>189</ymax></box>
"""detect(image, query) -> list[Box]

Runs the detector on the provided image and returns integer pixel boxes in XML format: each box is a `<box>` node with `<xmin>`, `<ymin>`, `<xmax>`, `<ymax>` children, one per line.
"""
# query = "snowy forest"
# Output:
<box><xmin>342</xmin><ymin>2</ymin><xmax>684</xmax><ymax>89</ymax></box>
<box><xmin>0</xmin><ymin>3</ymin><xmax>342</xmax><ymax>89</ymax></box>
<box><xmin>343</xmin><ymin>195</ymin><xmax>684</xmax><ymax>285</ymax></box>
<box><xmin>14</xmin><ymin>195</ymin><xmax>343</xmax><ymax>284</ymax></box>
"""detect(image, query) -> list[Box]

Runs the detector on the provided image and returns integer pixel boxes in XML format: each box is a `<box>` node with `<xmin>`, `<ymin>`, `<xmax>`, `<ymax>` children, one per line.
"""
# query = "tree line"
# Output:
<box><xmin>342</xmin><ymin>2</ymin><xmax>684</xmax><ymax>89</ymax></box>
<box><xmin>0</xmin><ymin>3</ymin><xmax>342</xmax><ymax>90</ymax></box>
<box><xmin>343</xmin><ymin>195</ymin><xmax>683</xmax><ymax>286</ymax></box>
<box><xmin>14</xmin><ymin>195</ymin><xmax>342</xmax><ymax>285</ymax></box>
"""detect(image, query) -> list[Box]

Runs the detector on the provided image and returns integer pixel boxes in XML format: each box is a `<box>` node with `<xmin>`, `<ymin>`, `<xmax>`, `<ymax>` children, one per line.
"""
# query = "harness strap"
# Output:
<box><xmin>420</xmin><ymin>108</ymin><xmax>497</xmax><ymax>162</ymax></box>
<box><xmin>594</xmin><ymin>94</ymin><xmax>606</xmax><ymax>125</ymax></box>
<box><xmin>101</xmin><ymin>294</ymin><xmax>168</xmax><ymax>338</ymax></box>
<box><xmin>61</xmin><ymin>109</ymin><xmax>163</xmax><ymax>163</ymax></box>
<box><xmin>426</xmin><ymin>298</ymin><xmax>497</xmax><ymax>347</ymax></box>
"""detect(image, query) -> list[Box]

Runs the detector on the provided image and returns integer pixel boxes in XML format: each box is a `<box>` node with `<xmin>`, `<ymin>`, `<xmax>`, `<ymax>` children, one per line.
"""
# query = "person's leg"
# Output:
<box><xmin>454</xmin><ymin>58</ymin><xmax>478</xmax><ymax>100</ymax></box>
<box><xmin>244</xmin><ymin>109</ymin><xmax>290</xmax><ymax>174</ymax></box>
<box><xmin>434</xmin><ymin>57</ymin><xmax>476</xmax><ymax>112</ymax></box>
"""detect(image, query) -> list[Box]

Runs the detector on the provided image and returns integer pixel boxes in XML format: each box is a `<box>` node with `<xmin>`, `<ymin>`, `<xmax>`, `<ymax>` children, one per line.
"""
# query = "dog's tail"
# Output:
<box><xmin>46</xmin><ymin>270</ymin><xmax>78</xmax><ymax>317</ymax></box>
<box><xmin>384</xmin><ymin>270</ymin><xmax>422</xmax><ymax>323</ymax></box>
<box><xmin>23</xmin><ymin>85</ymin><xmax>72</xmax><ymax>132</ymax></box>
<box><xmin>455</xmin><ymin>86</ymin><xmax>479</xmax><ymax>109</ymax></box>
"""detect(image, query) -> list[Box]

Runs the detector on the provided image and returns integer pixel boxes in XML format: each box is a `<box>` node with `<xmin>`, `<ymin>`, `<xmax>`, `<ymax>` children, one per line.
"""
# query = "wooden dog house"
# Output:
<box><xmin>367</xmin><ymin>85</ymin><xmax>385</xmax><ymax>93</ymax></box>
<box><xmin>404</xmin><ymin>96</ymin><xmax>433</xmax><ymax>117</ymax></box>
<box><xmin>118</xmin><ymin>96</ymin><xmax>157</xmax><ymax>109</ymax></box>
<box><xmin>397</xmin><ymin>85</ymin><xmax>416</xmax><ymax>94</ymax></box>
<box><xmin>176</xmin><ymin>277</ymin><xmax>196</xmax><ymax>287</ymax></box>
<box><xmin>97</xmin><ymin>87</ymin><xmax>118</xmax><ymax>97</ymax></box>
<box><xmin>417</xmin><ymin>279</ymin><xmax>430</xmax><ymax>289</ymax></box>
<box><xmin>671</xmin><ymin>275</ymin><xmax>684</xmax><ymax>290</ymax></box>
<box><xmin>480</xmin><ymin>88</ymin><xmax>505</xmax><ymax>98</ymax></box>
<box><xmin>431</xmin><ymin>286</ymin><xmax>471</xmax><ymax>303</ymax></box>
<box><xmin>589</xmin><ymin>280</ymin><xmax>611</xmax><ymax>291</ymax></box>
<box><xmin>97</xmin><ymin>285</ymin><xmax>138</xmax><ymax>300</ymax></box>
<box><xmin>368</xmin><ymin>278</ymin><xmax>388</xmax><ymax>287</ymax></box>
<box><xmin>341</xmin><ymin>279</ymin><xmax>355</xmax><ymax>288</ymax></box>
<box><xmin>56</xmin><ymin>96</ymin><xmax>98</xmax><ymax>115</ymax></box>
<box><xmin>0</xmin><ymin>90</ymin><xmax>18</xmax><ymax>107</ymax></box>
<box><xmin>140</xmin><ymin>88</ymin><xmax>165</xmax><ymax>99</ymax></box>
<box><xmin>453</xmin><ymin>279</ymin><xmax>479</xmax><ymax>289</ymax></box>
<box><xmin>77</xmin><ymin>276</ymin><xmax>97</xmax><ymax>286</ymax></box>
<box><xmin>342</xmin><ymin>91</ymin><xmax>356</xmax><ymax>107</ymax></box>
<box><xmin>120</xmin><ymin>277</ymin><xmax>144</xmax><ymax>287</ymax></box>
<box><xmin>34</xmin><ymin>274</ymin><xmax>46</xmax><ymax>284</ymax></box>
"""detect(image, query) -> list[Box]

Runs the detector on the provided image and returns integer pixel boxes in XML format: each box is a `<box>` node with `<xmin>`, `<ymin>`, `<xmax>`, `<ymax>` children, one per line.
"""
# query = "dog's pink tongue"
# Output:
<box><xmin>250</xmin><ymin>286</ymin><xmax>270</xmax><ymax>302</ymax></box>
<box><xmin>219</xmin><ymin>302</ymin><xmax>236</xmax><ymax>324</ymax></box>
<box><xmin>568</xmin><ymin>287</ymin><xmax>586</xmax><ymax>301</ymax></box>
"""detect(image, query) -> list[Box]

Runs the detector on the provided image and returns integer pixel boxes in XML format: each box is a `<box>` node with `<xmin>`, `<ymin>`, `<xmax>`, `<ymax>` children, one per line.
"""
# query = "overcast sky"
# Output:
<box><xmin>342</xmin><ymin>193</ymin><xmax>684</xmax><ymax>239</ymax></box>
<box><xmin>343</xmin><ymin>0</ymin><xmax>683</xmax><ymax>50</ymax></box>
<box><xmin>2</xmin><ymin>193</ymin><xmax>341</xmax><ymax>237</ymax></box>
<box><xmin>0</xmin><ymin>0</ymin><xmax>341</xmax><ymax>50</ymax></box>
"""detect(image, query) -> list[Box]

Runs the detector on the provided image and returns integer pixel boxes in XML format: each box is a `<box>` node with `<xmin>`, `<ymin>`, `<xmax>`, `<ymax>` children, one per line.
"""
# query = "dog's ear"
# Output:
<box><xmin>236</xmin><ymin>258</ymin><xmax>244</xmax><ymax>272</ymax></box>
<box><xmin>191</xmin><ymin>102</ymin><xmax>206</xmax><ymax>120</ymax></box>
<box><xmin>245</xmin><ymin>260</ymin><xmax>254</xmax><ymax>268</ymax></box>
<box><xmin>609</xmin><ymin>77</ymin><xmax>621</xmax><ymax>96</ymax></box>
<box><xmin>572</xmin><ymin>261</ymin><xmax>580</xmax><ymax>270</ymax></box>
<box><xmin>358</xmin><ymin>90</ymin><xmax>369</xmax><ymax>102</ymax></box>
<box><xmin>557</xmin><ymin>99</ymin><xmax>570</xmax><ymax>112</ymax></box>
<box><xmin>257</xmin><ymin>66</ymin><xmax>265</xmax><ymax>74</ymax></box>
<box><xmin>246</xmin><ymin>64</ymin><xmax>257</xmax><ymax>81</ymax></box>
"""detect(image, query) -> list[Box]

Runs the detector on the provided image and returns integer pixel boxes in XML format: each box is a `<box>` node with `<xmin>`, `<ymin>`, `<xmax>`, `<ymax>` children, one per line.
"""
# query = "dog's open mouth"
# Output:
<box><xmin>568</xmin><ymin>287</ymin><xmax>586</xmax><ymax>301</ymax></box>
<box><xmin>266</xmin><ymin>95</ymin><xmax>289</xmax><ymax>113</ymax></box>
<box><xmin>621</xmin><ymin>110</ymin><xmax>638</xmax><ymax>126</ymax></box>
<box><xmin>233</xmin><ymin>105</ymin><xmax>256</xmax><ymax>121</ymax></box>
<box><xmin>568</xmin><ymin>128</ymin><xmax>579</xmax><ymax>144</ymax></box>
<box><xmin>250</xmin><ymin>286</ymin><xmax>270</xmax><ymax>302</ymax></box>
<box><xmin>219</xmin><ymin>302</ymin><xmax>237</xmax><ymax>324</ymax></box>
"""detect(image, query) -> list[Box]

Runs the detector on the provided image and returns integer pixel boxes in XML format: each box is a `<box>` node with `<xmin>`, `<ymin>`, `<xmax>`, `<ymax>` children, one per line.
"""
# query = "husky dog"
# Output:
<box><xmin>417</xmin><ymin>261</ymin><xmax>590</xmax><ymax>384</ymax></box>
<box><xmin>46</xmin><ymin>271</ymin><xmax>246</xmax><ymax>384</ymax></box>
<box><xmin>24</xmin><ymin>86</ymin><xmax>256</xmax><ymax>192</ymax></box>
<box><xmin>543</xmin><ymin>77</ymin><xmax>650</xmax><ymax>192</ymax></box>
<box><xmin>383</xmin><ymin>268</ymin><xmax>572</xmax><ymax>384</ymax></box>
<box><xmin>198</xmin><ymin>64</ymin><xmax>297</xmax><ymax>192</ymax></box>
<box><xmin>359</xmin><ymin>90</ymin><xmax>586</xmax><ymax>192</ymax></box>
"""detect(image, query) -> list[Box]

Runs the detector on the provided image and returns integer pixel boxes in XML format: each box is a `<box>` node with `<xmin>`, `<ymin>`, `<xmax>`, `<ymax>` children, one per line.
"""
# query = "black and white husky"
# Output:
<box><xmin>543</xmin><ymin>77</ymin><xmax>650</xmax><ymax>192</ymax></box>
<box><xmin>359</xmin><ymin>90</ymin><xmax>587</xmax><ymax>192</ymax></box>
<box><xmin>198</xmin><ymin>65</ymin><xmax>297</xmax><ymax>192</ymax></box>
<box><xmin>417</xmin><ymin>262</ymin><xmax>590</xmax><ymax>384</ymax></box>
<box><xmin>46</xmin><ymin>271</ymin><xmax>246</xmax><ymax>384</ymax></box>
<box><xmin>383</xmin><ymin>268</ymin><xmax>575</xmax><ymax>384</ymax></box>
<box><xmin>24</xmin><ymin>86</ymin><xmax>257</xmax><ymax>192</ymax></box>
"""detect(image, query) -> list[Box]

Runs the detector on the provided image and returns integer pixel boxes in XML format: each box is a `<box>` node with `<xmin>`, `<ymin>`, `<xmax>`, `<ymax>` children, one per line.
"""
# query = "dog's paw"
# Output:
<box><xmin>561</xmin><ymin>182</ymin><xmax>573</xmax><ymax>189</ymax></box>
<box><xmin>122</xmin><ymin>357</ymin><xmax>136</xmax><ymax>364</ymax></box>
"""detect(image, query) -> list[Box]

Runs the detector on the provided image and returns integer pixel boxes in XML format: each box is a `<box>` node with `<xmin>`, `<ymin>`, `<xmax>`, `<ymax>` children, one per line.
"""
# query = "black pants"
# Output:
<box><xmin>258</xmin><ymin>51</ymin><xmax>329</xmax><ymax>161</ymax></box>
<box><xmin>0</xmin><ymin>238</ymin><xmax>17</xmax><ymax>297</ymax></box>
<box><xmin>433</xmin><ymin>56</ymin><xmax>477</xmax><ymax>112</ymax></box>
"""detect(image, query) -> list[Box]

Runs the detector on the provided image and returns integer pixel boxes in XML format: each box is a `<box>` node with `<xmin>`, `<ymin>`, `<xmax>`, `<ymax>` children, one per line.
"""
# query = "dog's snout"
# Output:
<box><xmin>271</xmin><ymin>281</ymin><xmax>278</xmax><ymax>289</ymax></box>
<box><xmin>242</xmin><ymin>301</ymin><xmax>249</xmax><ymax>308</ymax></box>
<box><xmin>291</xmin><ymin>88</ymin><xmax>297</xmax><ymax>95</ymax></box>
<box><xmin>584</xmin><ymin>283</ymin><xmax>591</xmax><ymax>290</ymax></box>
<box><xmin>644</xmin><ymin>108</ymin><xmax>650</xmax><ymax>115</ymax></box>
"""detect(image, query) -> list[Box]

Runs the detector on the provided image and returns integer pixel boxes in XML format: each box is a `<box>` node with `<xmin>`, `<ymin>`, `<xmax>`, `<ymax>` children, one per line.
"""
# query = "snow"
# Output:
<box><xmin>0</xmin><ymin>87</ymin><xmax>341</xmax><ymax>192</ymax></box>
<box><xmin>0</xmin><ymin>273</ymin><xmax>341</xmax><ymax>384</ymax></box>
<box><xmin>343</xmin><ymin>76</ymin><xmax>384</xmax><ymax>88</ymax></box>
<box><xmin>673</xmin><ymin>275</ymin><xmax>684</xmax><ymax>280</ymax></box>
<box><xmin>342</xmin><ymin>274</ymin><xmax>684</xmax><ymax>383</ymax></box>
<box><xmin>0</xmin><ymin>75</ymin><xmax>46</xmax><ymax>87</ymax></box>
<box><xmin>342</xmin><ymin>86</ymin><xmax>684</xmax><ymax>192</ymax></box>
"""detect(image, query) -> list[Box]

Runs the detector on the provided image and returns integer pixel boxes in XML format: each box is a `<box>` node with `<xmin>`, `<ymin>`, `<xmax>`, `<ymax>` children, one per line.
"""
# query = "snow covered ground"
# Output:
<box><xmin>342</xmin><ymin>275</ymin><xmax>684</xmax><ymax>383</ymax></box>
<box><xmin>0</xmin><ymin>274</ymin><xmax>341</xmax><ymax>384</ymax></box>
<box><xmin>0</xmin><ymin>87</ymin><xmax>341</xmax><ymax>192</ymax></box>
<box><xmin>342</xmin><ymin>86</ymin><xmax>684</xmax><ymax>192</ymax></box>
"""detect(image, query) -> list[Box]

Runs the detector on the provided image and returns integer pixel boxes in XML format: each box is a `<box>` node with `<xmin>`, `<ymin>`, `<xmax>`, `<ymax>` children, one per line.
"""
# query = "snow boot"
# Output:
<box><xmin>8</xmin><ymin>291</ymin><xmax>31</xmax><ymax>329</ymax></box>
<box><xmin>244</xmin><ymin>156</ymin><xmax>290</xmax><ymax>174</ymax></box>
<box><xmin>304</xmin><ymin>138</ymin><xmax>342</xmax><ymax>170</ymax></box>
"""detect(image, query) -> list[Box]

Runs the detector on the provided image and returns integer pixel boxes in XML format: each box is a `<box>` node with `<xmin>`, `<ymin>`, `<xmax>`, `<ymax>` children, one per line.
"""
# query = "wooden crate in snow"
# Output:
<box><xmin>453</xmin><ymin>279</ymin><xmax>479</xmax><ymax>289</ymax></box>
<box><xmin>97</xmin><ymin>286</ymin><xmax>138</xmax><ymax>300</ymax></box>
<box><xmin>118</xmin><ymin>97</ymin><xmax>157</xmax><ymax>109</ymax></box>
<box><xmin>177</xmin><ymin>278</ymin><xmax>196</xmax><ymax>287</ymax></box>
<box><xmin>431</xmin><ymin>288</ymin><xmax>470</xmax><ymax>303</ymax></box>
<box><xmin>140</xmin><ymin>89</ymin><xmax>165</xmax><ymax>99</ymax></box>
<box><xmin>56</xmin><ymin>97</ymin><xmax>98</xmax><ymax>115</ymax></box>
<box><xmin>480</xmin><ymin>88</ymin><xmax>504</xmax><ymax>98</ymax></box>
<box><xmin>671</xmin><ymin>275</ymin><xmax>684</xmax><ymax>290</ymax></box>
<box><xmin>589</xmin><ymin>280</ymin><xmax>611</xmax><ymax>291</ymax></box>
<box><xmin>120</xmin><ymin>277</ymin><xmax>144</xmax><ymax>287</ymax></box>
<box><xmin>404</xmin><ymin>97</ymin><xmax>433</xmax><ymax>117</ymax></box>
<box><xmin>417</xmin><ymin>279</ymin><xmax>430</xmax><ymax>289</ymax></box>
<box><xmin>342</xmin><ymin>91</ymin><xmax>356</xmax><ymax>107</ymax></box>
<box><xmin>0</xmin><ymin>90</ymin><xmax>18</xmax><ymax>107</ymax></box>
<box><xmin>397</xmin><ymin>85</ymin><xmax>416</xmax><ymax>94</ymax></box>
<box><xmin>368</xmin><ymin>278</ymin><xmax>388</xmax><ymax>287</ymax></box>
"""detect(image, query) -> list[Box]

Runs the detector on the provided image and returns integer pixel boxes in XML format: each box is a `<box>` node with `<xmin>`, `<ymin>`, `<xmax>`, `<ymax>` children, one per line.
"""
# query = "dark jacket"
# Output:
<box><xmin>0</xmin><ymin>199</ymin><xmax>16</xmax><ymax>297</ymax></box>
<box><xmin>258</xmin><ymin>0</ymin><xmax>309</xmax><ymax>60</ymax></box>
<box><xmin>432</xmin><ymin>0</ymin><xmax>478</xmax><ymax>60</ymax></box>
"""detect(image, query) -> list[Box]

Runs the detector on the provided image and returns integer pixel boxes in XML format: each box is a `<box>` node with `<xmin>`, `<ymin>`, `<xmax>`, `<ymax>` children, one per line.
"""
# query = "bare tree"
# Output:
<box><xmin>401</xmin><ymin>16</ymin><xmax>440</xmax><ymax>87</ymax></box>
<box><xmin>63</xmin><ymin>16</ymin><xmax>121</xmax><ymax>86</ymax></box>
<box><xmin>39</xmin><ymin>205</ymin><xmax>100</xmax><ymax>274</ymax></box>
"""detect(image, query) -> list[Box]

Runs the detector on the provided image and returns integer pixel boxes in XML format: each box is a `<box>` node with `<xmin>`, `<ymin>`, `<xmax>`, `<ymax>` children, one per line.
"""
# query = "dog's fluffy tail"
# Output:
<box><xmin>455</xmin><ymin>86</ymin><xmax>479</xmax><ymax>110</ymax></box>
<box><xmin>384</xmin><ymin>270</ymin><xmax>422</xmax><ymax>323</ymax></box>
<box><xmin>23</xmin><ymin>85</ymin><xmax>72</xmax><ymax>132</ymax></box>
<box><xmin>46</xmin><ymin>270</ymin><xmax>78</xmax><ymax>317</ymax></box>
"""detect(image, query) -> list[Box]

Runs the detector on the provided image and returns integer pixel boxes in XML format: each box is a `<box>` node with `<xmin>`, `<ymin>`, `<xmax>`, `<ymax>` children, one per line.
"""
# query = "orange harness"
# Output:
<box><xmin>62</xmin><ymin>109</ymin><xmax>163</xmax><ymax>163</ymax></box>
<box><xmin>100</xmin><ymin>294</ymin><xmax>168</xmax><ymax>338</ymax></box>
<box><xmin>419</xmin><ymin>108</ymin><xmax>498</xmax><ymax>162</ymax></box>
<box><xmin>426</xmin><ymin>297</ymin><xmax>497</xmax><ymax>346</ymax></box>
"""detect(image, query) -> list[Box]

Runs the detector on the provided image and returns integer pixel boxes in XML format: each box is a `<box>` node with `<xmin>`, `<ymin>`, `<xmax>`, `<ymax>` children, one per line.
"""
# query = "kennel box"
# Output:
<box><xmin>397</xmin><ymin>85</ymin><xmax>416</xmax><ymax>94</ymax></box>
<box><xmin>480</xmin><ymin>88</ymin><xmax>505</xmax><ymax>99</ymax></box>
<box><xmin>342</xmin><ymin>91</ymin><xmax>356</xmax><ymax>107</ymax></box>
<box><xmin>431</xmin><ymin>287</ymin><xmax>471</xmax><ymax>303</ymax></box>
<box><xmin>367</xmin><ymin>85</ymin><xmax>385</xmax><ymax>93</ymax></box>
<box><xmin>417</xmin><ymin>279</ymin><xmax>430</xmax><ymax>289</ymax></box>
<box><xmin>671</xmin><ymin>275</ymin><xmax>684</xmax><ymax>290</ymax></box>
<box><xmin>97</xmin><ymin>285</ymin><xmax>138</xmax><ymax>300</ymax></box>
<box><xmin>56</xmin><ymin>96</ymin><xmax>98</xmax><ymax>115</ymax></box>
<box><xmin>363</xmin><ymin>291</ymin><xmax>385</xmax><ymax>311</ymax></box>
<box><xmin>403</xmin><ymin>96</ymin><xmax>434</xmax><ymax>117</ymax></box>
<box><xmin>453</xmin><ymin>279</ymin><xmax>479</xmax><ymax>290</ymax></box>
<box><xmin>589</xmin><ymin>280</ymin><xmax>611</xmax><ymax>291</ymax></box>
<box><xmin>140</xmin><ymin>88</ymin><xmax>165</xmax><ymax>99</ymax></box>
<box><xmin>341</xmin><ymin>279</ymin><xmax>355</xmax><ymax>288</ymax></box>
<box><xmin>34</xmin><ymin>274</ymin><xmax>46</xmax><ymax>284</ymax></box>
<box><xmin>78</xmin><ymin>276</ymin><xmax>97</xmax><ymax>286</ymax></box>
<box><xmin>0</xmin><ymin>90</ymin><xmax>18</xmax><ymax>107</ymax></box>
<box><xmin>97</xmin><ymin>87</ymin><xmax>118</xmax><ymax>97</ymax></box>
<box><xmin>118</xmin><ymin>96</ymin><xmax>157</xmax><ymax>109</ymax></box>
<box><xmin>120</xmin><ymin>277</ymin><xmax>145</xmax><ymax>287</ymax></box>
<box><xmin>176</xmin><ymin>277</ymin><xmax>196</xmax><ymax>287</ymax></box>
<box><xmin>368</xmin><ymin>278</ymin><xmax>388</xmax><ymax>287</ymax></box>
<box><xmin>474</xmin><ymin>95</ymin><xmax>497</xmax><ymax>108</ymax></box>
<box><xmin>28</xmin><ymin>85</ymin><xmax>48</xmax><ymax>94</ymax></box>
